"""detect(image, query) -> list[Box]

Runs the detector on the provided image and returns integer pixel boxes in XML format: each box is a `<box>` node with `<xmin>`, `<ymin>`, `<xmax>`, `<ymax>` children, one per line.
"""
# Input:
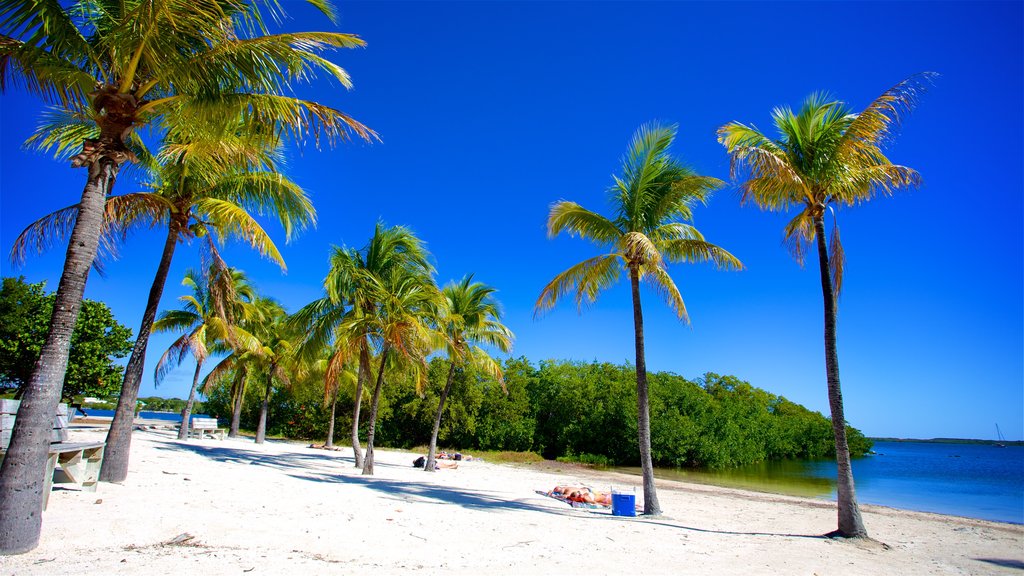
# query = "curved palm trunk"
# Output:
<box><xmin>325</xmin><ymin>390</ymin><xmax>337</xmax><ymax>448</ymax></box>
<box><xmin>0</xmin><ymin>159</ymin><xmax>117</xmax><ymax>554</ymax></box>
<box><xmin>361</xmin><ymin>345</ymin><xmax>390</xmax><ymax>476</ymax></box>
<box><xmin>813</xmin><ymin>215</ymin><xmax>867</xmax><ymax>538</ymax></box>
<box><xmin>350</xmin><ymin>343</ymin><xmax>370</xmax><ymax>468</ymax></box>
<box><xmin>102</xmin><ymin>220</ymin><xmax>182</xmax><ymax>480</ymax></box>
<box><xmin>178</xmin><ymin>360</ymin><xmax>204</xmax><ymax>440</ymax></box>
<box><xmin>630</xmin><ymin>267</ymin><xmax>661</xmax><ymax>516</ymax></box>
<box><xmin>425</xmin><ymin>361</ymin><xmax>458</xmax><ymax>472</ymax></box>
<box><xmin>255</xmin><ymin>370</ymin><xmax>275</xmax><ymax>445</ymax></box>
<box><xmin>229</xmin><ymin>368</ymin><xmax>247</xmax><ymax>438</ymax></box>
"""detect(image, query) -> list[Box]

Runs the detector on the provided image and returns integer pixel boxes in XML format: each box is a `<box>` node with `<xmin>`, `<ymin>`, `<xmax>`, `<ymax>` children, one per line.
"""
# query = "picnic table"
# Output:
<box><xmin>0</xmin><ymin>399</ymin><xmax>105</xmax><ymax>509</ymax></box>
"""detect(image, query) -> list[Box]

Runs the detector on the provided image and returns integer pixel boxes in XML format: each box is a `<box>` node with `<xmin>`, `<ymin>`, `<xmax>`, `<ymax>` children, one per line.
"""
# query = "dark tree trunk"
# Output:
<box><xmin>325</xmin><ymin>390</ymin><xmax>337</xmax><ymax>448</ymax></box>
<box><xmin>178</xmin><ymin>360</ymin><xmax>204</xmax><ymax>440</ymax></box>
<box><xmin>255</xmin><ymin>371</ymin><xmax>274</xmax><ymax>445</ymax></box>
<box><xmin>229</xmin><ymin>368</ymin><xmax>247</xmax><ymax>438</ymax></box>
<box><xmin>630</xmin><ymin>267</ymin><xmax>661</xmax><ymax>516</ymax></box>
<box><xmin>0</xmin><ymin>159</ymin><xmax>117</xmax><ymax>555</ymax></box>
<box><xmin>351</xmin><ymin>343</ymin><xmax>370</xmax><ymax>468</ymax></box>
<box><xmin>425</xmin><ymin>361</ymin><xmax>458</xmax><ymax>472</ymax></box>
<box><xmin>813</xmin><ymin>214</ymin><xmax>867</xmax><ymax>538</ymax></box>
<box><xmin>102</xmin><ymin>219</ymin><xmax>182</xmax><ymax>480</ymax></box>
<box><xmin>361</xmin><ymin>345</ymin><xmax>390</xmax><ymax>476</ymax></box>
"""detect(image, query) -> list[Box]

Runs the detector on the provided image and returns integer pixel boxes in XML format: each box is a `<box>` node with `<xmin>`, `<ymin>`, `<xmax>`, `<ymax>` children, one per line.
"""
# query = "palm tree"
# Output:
<box><xmin>293</xmin><ymin>224</ymin><xmax>433</xmax><ymax>467</ymax></box>
<box><xmin>0</xmin><ymin>1</ymin><xmax>372</xmax><ymax>552</ymax></box>
<box><xmin>354</xmin><ymin>268</ymin><xmax>442</xmax><ymax>475</ymax></box>
<box><xmin>152</xmin><ymin>268</ymin><xmax>257</xmax><ymax>440</ymax></box>
<box><xmin>14</xmin><ymin>126</ymin><xmax>314</xmax><ymax>479</ymax></box>
<box><xmin>535</xmin><ymin>122</ymin><xmax>742</xmax><ymax>515</ymax></box>
<box><xmin>244</xmin><ymin>297</ymin><xmax>297</xmax><ymax>445</ymax></box>
<box><xmin>717</xmin><ymin>74</ymin><xmax>933</xmax><ymax>538</ymax></box>
<box><xmin>425</xmin><ymin>276</ymin><xmax>513</xmax><ymax>472</ymax></box>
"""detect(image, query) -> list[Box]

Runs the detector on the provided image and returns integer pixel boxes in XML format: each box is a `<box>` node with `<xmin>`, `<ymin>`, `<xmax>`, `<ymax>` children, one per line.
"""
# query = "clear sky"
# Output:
<box><xmin>1</xmin><ymin>1</ymin><xmax>1021</xmax><ymax>441</ymax></box>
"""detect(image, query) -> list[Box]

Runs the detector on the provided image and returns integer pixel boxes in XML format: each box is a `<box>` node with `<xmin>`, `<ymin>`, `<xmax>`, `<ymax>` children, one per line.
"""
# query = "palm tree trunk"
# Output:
<box><xmin>255</xmin><ymin>371</ymin><xmax>274</xmax><ymax>445</ymax></box>
<box><xmin>630</xmin><ymin>267</ymin><xmax>661</xmax><ymax>516</ymax></box>
<box><xmin>325</xmin><ymin>390</ymin><xmax>337</xmax><ymax>448</ymax></box>
<box><xmin>425</xmin><ymin>361</ymin><xmax>458</xmax><ymax>472</ymax></box>
<box><xmin>0</xmin><ymin>159</ymin><xmax>117</xmax><ymax>554</ymax></box>
<box><xmin>178</xmin><ymin>360</ymin><xmax>204</xmax><ymax>440</ymax></box>
<box><xmin>361</xmin><ymin>345</ymin><xmax>390</xmax><ymax>476</ymax></box>
<box><xmin>102</xmin><ymin>219</ymin><xmax>182</xmax><ymax>481</ymax></box>
<box><xmin>351</xmin><ymin>342</ymin><xmax>370</xmax><ymax>468</ymax></box>
<box><xmin>230</xmin><ymin>368</ymin><xmax>247</xmax><ymax>438</ymax></box>
<box><xmin>813</xmin><ymin>214</ymin><xmax>867</xmax><ymax>538</ymax></box>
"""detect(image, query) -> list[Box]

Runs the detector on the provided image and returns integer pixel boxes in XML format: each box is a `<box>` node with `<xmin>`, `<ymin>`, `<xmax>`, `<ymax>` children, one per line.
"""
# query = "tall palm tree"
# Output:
<box><xmin>0</xmin><ymin>1</ymin><xmax>372</xmax><ymax>552</ymax></box>
<box><xmin>14</xmin><ymin>126</ymin><xmax>314</xmax><ymax>479</ymax></box>
<box><xmin>535</xmin><ymin>122</ymin><xmax>742</xmax><ymax>515</ymax></box>
<box><xmin>425</xmin><ymin>276</ymin><xmax>513</xmax><ymax>472</ymax></box>
<box><xmin>152</xmin><ymin>268</ymin><xmax>257</xmax><ymax>440</ymax></box>
<box><xmin>243</xmin><ymin>297</ymin><xmax>296</xmax><ymax>445</ymax></box>
<box><xmin>717</xmin><ymin>74</ymin><xmax>933</xmax><ymax>538</ymax></box>
<box><xmin>293</xmin><ymin>224</ymin><xmax>433</xmax><ymax>467</ymax></box>
<box><xmin>352</xmin><ymin>268</ymin><xmax>442</xmax><ymax>475</ymax></box>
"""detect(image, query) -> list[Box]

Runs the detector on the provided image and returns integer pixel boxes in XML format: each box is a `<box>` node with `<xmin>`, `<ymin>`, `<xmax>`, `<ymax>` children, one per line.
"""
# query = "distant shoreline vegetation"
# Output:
<box><xmin>192</xmin><ymin>358</ymin><xmax>873</xmax><ymax>470</ymax></box>
<box><xmin>871</xmin><ymin>437</ymin><xmax>1022</xmax><ymax>447</ymax></box>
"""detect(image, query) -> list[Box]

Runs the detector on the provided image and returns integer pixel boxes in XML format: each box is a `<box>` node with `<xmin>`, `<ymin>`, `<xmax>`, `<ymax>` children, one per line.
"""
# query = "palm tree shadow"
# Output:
<box><xmin>151</xmin><ymin>441</ymin><xmax>571</xmax><ymax>517</ymax></box>
<box><xmin>974</xmin><ymin>558</ymin><xmax>1024</xmax><ymax>570</ymax></box>
<box><xmin>578</xmin><ymin>514</ymin><xmax>826</xmax><ymax>540</ymax></box>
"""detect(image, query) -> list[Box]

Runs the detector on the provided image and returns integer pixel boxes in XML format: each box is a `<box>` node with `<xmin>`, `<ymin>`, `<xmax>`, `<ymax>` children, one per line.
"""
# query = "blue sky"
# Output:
<box><xmin>1</xmin><ymin>1</ymin><xmax>1021</xmax><ymax>441</ymax></box>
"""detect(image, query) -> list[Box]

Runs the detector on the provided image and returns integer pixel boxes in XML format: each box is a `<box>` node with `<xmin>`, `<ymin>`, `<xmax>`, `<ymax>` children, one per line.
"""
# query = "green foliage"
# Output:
<box><xmin>0</xmin><ymin>276</ymin><xmax>133</xmax><ymax>399</ymax></box>
<box><xmin>198</xmin><ymin>353</ymin><xmax>872</xmax><ymax>468</ymax></box>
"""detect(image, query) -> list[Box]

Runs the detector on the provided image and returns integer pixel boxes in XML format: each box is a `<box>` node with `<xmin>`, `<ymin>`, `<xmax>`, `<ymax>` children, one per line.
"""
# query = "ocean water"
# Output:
<box><xmin>618</xmin><ymin>441</ymin><xmax>1024</xmax><ymax>524</ymax></box>
<box><xmin>74</xmin><ymin>409</ymin><xmax>208</xmax><ymax>422</ymax></box>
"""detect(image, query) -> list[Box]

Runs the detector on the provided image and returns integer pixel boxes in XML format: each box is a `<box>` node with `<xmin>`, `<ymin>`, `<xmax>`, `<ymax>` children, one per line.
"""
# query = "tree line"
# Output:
<box><xmin>204</xmin><ymin>357</ymin><xmax>872</xmax><ymax>470</ymax></box>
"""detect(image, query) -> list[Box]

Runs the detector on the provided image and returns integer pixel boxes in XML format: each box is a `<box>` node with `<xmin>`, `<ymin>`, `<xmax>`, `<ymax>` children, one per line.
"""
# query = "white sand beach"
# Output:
<box><xmin>4</xmin><ymin>424</ymin><xmax>1022</xmax><ymax>575</ymax></box>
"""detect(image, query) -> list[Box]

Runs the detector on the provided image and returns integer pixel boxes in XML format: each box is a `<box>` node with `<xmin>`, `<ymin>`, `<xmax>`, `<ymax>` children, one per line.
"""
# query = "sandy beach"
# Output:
<box><xmin>3</xmin><ymin>423</ymin><xmax>1021</xmax><ymax>575</ymax></box>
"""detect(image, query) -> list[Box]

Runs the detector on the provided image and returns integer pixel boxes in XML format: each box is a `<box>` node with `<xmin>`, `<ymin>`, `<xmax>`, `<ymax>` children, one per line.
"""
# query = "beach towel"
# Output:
<box><xmin>535</xmin><ymin>490</ymin><xmax>607</xmax><ymax>510</ymax></box>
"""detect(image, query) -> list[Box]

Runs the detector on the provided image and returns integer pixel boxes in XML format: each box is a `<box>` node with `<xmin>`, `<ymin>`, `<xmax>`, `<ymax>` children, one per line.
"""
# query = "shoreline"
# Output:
<box><xmin>4</xmin><ymin>425</ymin><xmax>1021</xmax><ymax>574</ymax></box>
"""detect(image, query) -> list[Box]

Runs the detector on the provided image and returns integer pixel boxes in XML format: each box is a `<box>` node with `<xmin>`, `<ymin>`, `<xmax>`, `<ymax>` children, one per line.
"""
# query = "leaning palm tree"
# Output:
<box><xmin>535</xmin><ymin>122</ymin><xmax>742</xmax><ymax>515</ymax></box>
<box><xmin>717</xmin><ymin>74</ymin><xmax>934</xmax><ymax>538</ymax></box>
<box><xmin>152</xmin><ymin>268</ymin><xmax>257</xmax><ymax>440</ymax></box>
<box><xmin>243</xmin><ymin>297</ymin><xmax>297</xmax><ymax>445</ymax></box>
<box><xmin>294</xmin><ymin>224</ymin><xmax>433</xmax><ymax>467</ymax></box>
<box><xmin>425</xmin><ymin>276</ymin><xmax>513</xmax><ymax>472</ymax></box>
<box><xmin>0</xmin><ymin>1</ymin><xmax>373</xmax><ymax>552</ymax></box>
<box><xmin>13</xmin><ymin>125</ymin><xmax>315</xmax><ymax>479</ymax></box>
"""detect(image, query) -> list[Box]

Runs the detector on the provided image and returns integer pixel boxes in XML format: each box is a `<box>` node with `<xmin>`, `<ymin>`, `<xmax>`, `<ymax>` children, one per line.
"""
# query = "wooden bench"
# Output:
<box><xmin>189</xmin><ymin>416</ymin><xmax>226</xmax><ymax>440</ymax></box>
<box><xmin>0</xmin><ymin>399</ymin><xmax>105</xmax><ymax>510</ymax></box>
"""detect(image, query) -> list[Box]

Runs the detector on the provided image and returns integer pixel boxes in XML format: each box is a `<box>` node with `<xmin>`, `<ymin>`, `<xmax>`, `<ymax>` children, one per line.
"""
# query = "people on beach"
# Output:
<box><xmin>413</xmin><ymin>456</ymin><xmax>458</xmax><ymax>469</ymax></box>
<box><xmin>548</xmin><ymin>485</ymin><xmax>612</xmax><ymax>506</ymax></box>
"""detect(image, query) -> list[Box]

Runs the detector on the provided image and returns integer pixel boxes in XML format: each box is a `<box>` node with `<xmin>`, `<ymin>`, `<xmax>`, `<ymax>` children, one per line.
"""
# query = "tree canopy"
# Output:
<box><xmin>0</xmin><ymin>276</ymin><xmax>133</xmax><ymax>400</ymax></box>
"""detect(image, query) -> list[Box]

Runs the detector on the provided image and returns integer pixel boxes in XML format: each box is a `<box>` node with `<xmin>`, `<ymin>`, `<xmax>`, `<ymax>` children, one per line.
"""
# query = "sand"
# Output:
<box><xmin>3</xmin><ymin>424</ymin><xmax>1021</xmax><ymax>575</ymax></box>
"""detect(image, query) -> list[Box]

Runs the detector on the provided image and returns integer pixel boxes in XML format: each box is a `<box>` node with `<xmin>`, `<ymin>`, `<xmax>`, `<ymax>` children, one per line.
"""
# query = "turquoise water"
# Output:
<box><xmin>617</xmin><ymin>441</ymin><xmax>1024</xmax><ymax>524</ymax></box>
<box><xmin>75</xmin><ymin>409</ymin><xmax>207</xmax><ymax>422</ymax></box>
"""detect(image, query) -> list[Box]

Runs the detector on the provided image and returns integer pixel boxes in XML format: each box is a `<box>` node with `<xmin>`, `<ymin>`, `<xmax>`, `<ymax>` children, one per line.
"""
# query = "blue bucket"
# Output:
<box><xmin>611</xmin><ymin>491</ymin><xmax>636</xmax><ymax>517</ymax></box>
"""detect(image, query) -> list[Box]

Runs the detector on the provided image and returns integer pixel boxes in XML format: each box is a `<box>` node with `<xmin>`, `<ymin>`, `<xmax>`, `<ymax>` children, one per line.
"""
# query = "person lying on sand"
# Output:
<box><xmin>413</xmin><ymin>456</ymin><xmax>458</xmax><ymax>469</ymax></box>
<box><xmin>547</xmin><ymin>485</ymin><xmax>612</xmax><ymax>506</ymax></box>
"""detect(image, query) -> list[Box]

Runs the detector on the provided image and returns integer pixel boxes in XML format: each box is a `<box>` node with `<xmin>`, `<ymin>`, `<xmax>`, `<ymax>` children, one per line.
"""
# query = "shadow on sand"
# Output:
<box><xmin>152</xmin><ymin>438</ymin><xmax>833</xmax><ymax>538</ymax></box>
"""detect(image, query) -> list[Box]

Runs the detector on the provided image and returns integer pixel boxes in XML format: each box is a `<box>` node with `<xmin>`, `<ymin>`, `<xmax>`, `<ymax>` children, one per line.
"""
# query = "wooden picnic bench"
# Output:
<box><xmin>189</xmin><ymin>416</ymin><xmax>226</xmax><ymax>440</ymax></box>
<box><xmin>0</xmin><ymin>399</ymin><xmax>105</xmax><ymax>510</ymax></box>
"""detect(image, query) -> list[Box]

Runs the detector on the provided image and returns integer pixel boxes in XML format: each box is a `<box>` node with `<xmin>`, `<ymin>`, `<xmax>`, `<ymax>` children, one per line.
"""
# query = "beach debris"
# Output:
<box><xmin>163</xmin><ymin>533</ymin><xmax>196</xmax><ymax>547</ymax></box>
<box><xmin>32</xmin><ymin>558</ymin><xmax>56</xmax><ymax>564</ymax></box>
<box><xmin>502</xmin><ymin>540</ymin><xmax>535</xmax><ymax>549</ymax></box>
<box><xmin>94</xmin><ymin>499</ymin><xmax>103</xmax><ymax>504</ymax></box>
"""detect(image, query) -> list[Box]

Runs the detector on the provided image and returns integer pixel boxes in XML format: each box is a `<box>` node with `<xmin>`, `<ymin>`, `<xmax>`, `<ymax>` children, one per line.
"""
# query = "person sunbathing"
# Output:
<box><xmin>548</xmin><ymin>485</ymin><xmax>612</xmax><ymax>506</ymax></box>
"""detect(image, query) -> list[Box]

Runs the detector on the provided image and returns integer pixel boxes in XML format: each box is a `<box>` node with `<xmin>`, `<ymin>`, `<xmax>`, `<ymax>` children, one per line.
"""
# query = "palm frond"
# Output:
<box><xmin>0</xmin><ymin>34</ymin><xmax>93</xmax><ymax>105</ymax></box>
<box><xmin>534</xmin><ymin>254</ymin><xmax>622</xmax><ymax>317</ymax></box>
<box><xmin>641</xmin><ymin>264</ymin><xmax>688</xmax><ymax>322</ymax></box>
<box><xmin>658</xmin><ymin>238</ymin><xmax>743</xmax><ymax>271</ymax></box>
<box><xmin>781</xmin><ymin>208</ymin><xmax>816</xmax><ymax>267</ymax></box>
<box><xmin>829</xmin><ymin>218</ymin><xmax>845</xmax><ymax>297</ymax></box>
<box><xmin>547</xmin><ymin>201</ymin><xmax>621</xmax><ymax>245</ymax></box>
<box><xmin>194</xmin><ymin>198</ymin><xmax>285</xmax><ymax>269</ymax></box>
<box><xmin>153</xmin><ymin>333</ymin><xmax>194</xmax><ymax>386</ymax></box>
<box><xmin>840</xmin><ymin>72</ymin><xmax>937</xmax><ymax>152</ymax></box>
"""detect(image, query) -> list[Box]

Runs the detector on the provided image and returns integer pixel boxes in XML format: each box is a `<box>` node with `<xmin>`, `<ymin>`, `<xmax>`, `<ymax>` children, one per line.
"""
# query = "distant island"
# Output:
<box><xmin>871</xmin><ymin>437</ymin><xmax>1022</xmax><ymax>447</ymax></box>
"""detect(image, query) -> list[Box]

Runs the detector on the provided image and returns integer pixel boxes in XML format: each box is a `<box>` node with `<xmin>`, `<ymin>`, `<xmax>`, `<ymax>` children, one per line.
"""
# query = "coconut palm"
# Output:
<box><xmin>535</xmin><ymin>122</ymin><xmax>742</xmax><ymax>515</ymax></box>
<box><xmin>717</xmin><ymin>74</ymin><xmax>933</xmax><ymax>538</ymax></box>
<box><xmin>244</xmin><ymin>297</ymin><xmax>297</xmax><ymax>444</ymax></box>
<box><xmin>152</xmin><ymin>267</ymin><xmax>257</xmax><ymax>440</ymax></box>
<box><xmin>13</xmin><ymin>125</ymin><xmax>314</xmax><ymax>479</ymax></box>
<box><xmin>293</xmin><ymin>224</ymin><xmax>433</xmax><ymax>467</ymax></box>
<box><xmin>425</xmin><ymin>276</ymin><xmax>513</xmax><ymax>472</ymax></box>
<box><xmin>353</xmin><ymin>268</ymin><xmax>442</xmax><ymax>475</ymax></box>
<box><xmin>0</xmin><ymin>1</ymin><xmax>372</xmax><ymax>552</ymax></box>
